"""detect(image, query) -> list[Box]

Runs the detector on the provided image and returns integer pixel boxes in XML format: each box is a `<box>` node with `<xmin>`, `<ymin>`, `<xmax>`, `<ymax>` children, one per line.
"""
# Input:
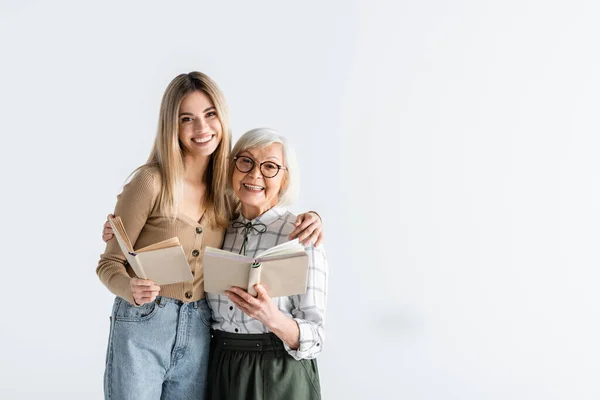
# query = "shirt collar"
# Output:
<box><xmin>232</xmin><ymin>205</ymin><xmax>287</xmax><ymax>235</ymax></box>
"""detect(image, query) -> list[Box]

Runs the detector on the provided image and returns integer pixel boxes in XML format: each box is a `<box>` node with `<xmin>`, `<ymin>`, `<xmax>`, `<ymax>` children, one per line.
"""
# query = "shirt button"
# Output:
<box><xmin>196</xmin><ymin>227</ymin><xmax>203</xmax><ymax>234</ymax></box>
<box><xmin>192</xmin><ymin>249</ymin><xmax>200</xmax><ymax>257</ymax></box>
<box><xmin>229</xmin><ymin>306</ymin><xmax>233</xmax><ymax>311</ymax></box>
<box><xmin>235</xmin><ymin>328</ymin><xmax>239</xmax><ymax>333</ymax></box>
<box><xmin>185</xmin><ymin>291</ymin><xmax>192</xmax><ymax>299</ymax></box>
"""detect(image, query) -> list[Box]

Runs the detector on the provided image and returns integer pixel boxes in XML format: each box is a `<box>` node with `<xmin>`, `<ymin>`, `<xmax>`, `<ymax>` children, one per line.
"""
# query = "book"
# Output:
<box><xmin>108</xmin><ymin>216</ymin><xmax>194</xmax><ymax>285</ymax></box>
<box><xmin>203</xmin><ymin>240</ymin><xmax>309</xmax><ymax>297</ymax></box>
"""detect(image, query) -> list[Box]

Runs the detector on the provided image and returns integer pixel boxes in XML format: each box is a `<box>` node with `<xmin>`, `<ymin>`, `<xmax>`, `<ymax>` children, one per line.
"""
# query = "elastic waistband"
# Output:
<box><xmin>211</xmin><ymin>329</ymin><xmax>285</xmax><ymax>352</ymax></box>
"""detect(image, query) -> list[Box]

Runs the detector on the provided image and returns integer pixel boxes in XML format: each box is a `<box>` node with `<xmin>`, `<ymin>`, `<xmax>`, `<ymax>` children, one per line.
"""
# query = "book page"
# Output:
<box><xmin>257</xmin><ymin>239</ymin><xmax>305</xmax><ymax>259</ymax></box>
<box><xmin>137</xmin><ymin>237</ymin><xmax>181</xmax><ymax>253</ymax></box>
<box><xmin>204</xmin><ymin>246</ymin><xmax>253</xmax><ymax>262</ymax></box>
<box><xmin>108</xmin><ymin>216</ymin><xmax>134</xmax><ymax>254</ymax></box>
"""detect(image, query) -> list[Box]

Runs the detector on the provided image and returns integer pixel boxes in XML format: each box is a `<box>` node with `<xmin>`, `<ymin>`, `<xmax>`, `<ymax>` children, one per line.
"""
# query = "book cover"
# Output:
<box><xmin>203</xmin><ymin>240</ymin><xmax>309</xmax><ymax>297</ymax></box>
<box><xmin>108</xmin><ymin>216</ymin><xmax>194</xmax><ymax>285</ymax></box>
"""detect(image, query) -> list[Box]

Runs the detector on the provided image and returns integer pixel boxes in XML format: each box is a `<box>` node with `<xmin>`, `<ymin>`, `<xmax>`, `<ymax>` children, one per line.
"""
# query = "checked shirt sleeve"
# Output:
<box><xmin>283</xmin><ymin>244</ymin><xmax>328</xmax><ymax>360</ymax></box>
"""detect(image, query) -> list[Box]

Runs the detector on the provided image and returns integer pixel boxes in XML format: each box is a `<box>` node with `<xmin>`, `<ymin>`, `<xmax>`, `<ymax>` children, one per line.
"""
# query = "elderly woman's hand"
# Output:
<box><xmin>226</xmin><ymin>284</ymin><xmax>280</xmax><ymax>327</ymax></box>
<box><xmin>226</xmin><ymin>284</ymin><xmax>301</xmax><ymax>349</ymax></box>
<box><xmin>289</xmin><ymin>211</ymin><xmax>323</xmax><ymax>247</ymax></box>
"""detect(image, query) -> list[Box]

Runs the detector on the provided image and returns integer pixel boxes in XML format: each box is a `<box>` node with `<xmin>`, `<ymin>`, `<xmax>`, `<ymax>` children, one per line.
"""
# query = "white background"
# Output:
<box><xmin>1</xmin><ymin>0</ymin><xmax>599</xmax><ymax>399</ymax></box>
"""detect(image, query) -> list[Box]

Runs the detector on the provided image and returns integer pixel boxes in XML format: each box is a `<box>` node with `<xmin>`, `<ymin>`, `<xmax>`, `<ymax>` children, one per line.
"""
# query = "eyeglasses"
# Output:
<box><xmin>233</xmin><ymin>156</ymin><xmax>286</xmax><ymax>178</ymax></box>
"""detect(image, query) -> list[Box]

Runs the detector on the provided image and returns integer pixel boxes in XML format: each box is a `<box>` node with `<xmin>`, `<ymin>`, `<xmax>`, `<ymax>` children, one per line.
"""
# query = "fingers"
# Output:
<box><xmin>227</xmin><ymin>287</ymin><xmax>258</xmax><ymax>305</ymax></box>
<box><xmin>289</xmin><ymin>213</ymin><xmax>316</xmax><ymax>240</ymax></box>
<box><xmin>133</xmin><ymin>293</ymin><xmax>159</xmax><ymax>305</ymax></box>
<box><xmin>131</xmin><ymin>278</ymin><xmax>157</xmax><ymax>287</ymax></box>
<box><xmin>130</xmin><ymin>278</ymin><xmax>160</xmax><ymax>305</ymax></box>
<box><xmin>254</xmin><ymin>284</ymin><xmax>269</xmax><ymax>299</ymax></box>
<box><xmin>132</xmin><ymin>289</ymin><xmax>161</xmax><ymax>297</ymax></box>
<box><xmin>107</xmin><ymin>213</ymin><xmax>114</xmax><ymax>221</ymax></box>
<box><xmin>102</xmin><ymin>219</ymin><xmax>115</xmax><ymax>243</ymax></box>
<box><xmin>132</xmin><ymin>288</ymin><xmax>160</xmax><ymax>305</ymax></box>
<box><xmin>300</xmin><ymin>226</ymin><xmax>323</xmax><ymax>246</ymax></box>
<box><xmin>288</xmin><ymin>217</ymin><xmax>304</xmax><ymax>239</ymax></box>
<box><xmin>293</xmin><ymin>214</ymin><xmax>305</xmax><ymax>227</ymax></box>
<box><xmin>225</xmin><ymin>290</ymin><xmax>254</xmax><ymax>315</ymax></box>
<box><xmin>224</xmin><ymin>289</ymin><xmax>244</xmax><ymax>305</ymax></box>
<box><xmin>225</xmin><ymin>288</ymin><xmax>244</xmax><ymax>304</ymax></box>
<box><xmin>297</xmin><ymin>224</ymin><xmax>317</xmax><ymax>245</ymax></box>
<box><xmin>131</xmin><ymin>278</ymin><xmax>159</xmax><ymax>291</ymax></box>
<box><xmin>226</xmin><ymin>291</ymin><xmax>246</xmax><ymax>307</ymax></box>
<box><xmin>296</xmin><ymin>213</ymin><xmax>316</xmax><ymax>232</ymax></box>
<box><xmin>314</xmin><ymin>230</ymin><xmax>324</xmax><ymax>247</ymax></box>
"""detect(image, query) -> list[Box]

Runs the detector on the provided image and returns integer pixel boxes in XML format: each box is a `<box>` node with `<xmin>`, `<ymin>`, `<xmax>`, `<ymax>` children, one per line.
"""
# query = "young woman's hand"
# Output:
<box><xmin>289</xmin><ymin>211</ymin><xmax>323</xmax><ymax>246</ymax></box>
<box><xmin>102</xmin><ymin>214</ymin><xmax>115</xmax><ymax>242</ymax></box>
<box><xmin>130</xmin><ymin>278</ymin><xmax>161</xmax><ymax>306</ymax></box>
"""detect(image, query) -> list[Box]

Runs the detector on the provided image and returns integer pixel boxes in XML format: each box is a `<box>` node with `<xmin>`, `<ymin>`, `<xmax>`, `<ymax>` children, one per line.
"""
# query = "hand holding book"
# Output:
<box><xmin>130</xmin><ymin>278</ymin><xmax>161</xmax><ymax>306</ymax></box>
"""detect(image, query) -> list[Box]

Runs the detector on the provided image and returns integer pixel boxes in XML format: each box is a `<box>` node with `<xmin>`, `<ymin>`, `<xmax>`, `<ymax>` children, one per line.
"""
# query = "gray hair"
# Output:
<box><xmin>229</xmin><ymin>128</ymin><xmax>300</xmax><ymax>206</ymax></box>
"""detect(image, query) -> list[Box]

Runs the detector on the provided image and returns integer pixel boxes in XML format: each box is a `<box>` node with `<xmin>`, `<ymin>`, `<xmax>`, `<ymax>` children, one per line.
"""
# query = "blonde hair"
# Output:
<box><xmin>228</xmin><ymin>128</ymin><xmax>300</xmax><ymax>212</ymax></box>
<box><xmin>135</xmin><ymin>72</ymin><xmax>232</xmax><ymax>228</ymax></box>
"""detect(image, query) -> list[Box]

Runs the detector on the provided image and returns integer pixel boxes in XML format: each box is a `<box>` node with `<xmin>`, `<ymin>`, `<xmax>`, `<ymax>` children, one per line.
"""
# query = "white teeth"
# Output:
<box><xmin>243</xmin><ymin>184</ymin><xmax>264</xmax><ymax>190</ymax></box>
<box><xmin>192</xmin><ymin>136</ymin><xmax>212</xmax><ymax>144</ymax></box>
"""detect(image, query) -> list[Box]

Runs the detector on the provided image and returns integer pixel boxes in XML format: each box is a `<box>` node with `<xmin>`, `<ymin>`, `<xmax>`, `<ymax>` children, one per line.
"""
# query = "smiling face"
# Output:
<box><xmin>232</xmin><ymin>143</ymin><xmax>287</xmax><ymax>220</ymax></box>
<box><xmin>178</xmin><ymin>90</ymin><xmax>222</xmax><ymax>157</ymax></box>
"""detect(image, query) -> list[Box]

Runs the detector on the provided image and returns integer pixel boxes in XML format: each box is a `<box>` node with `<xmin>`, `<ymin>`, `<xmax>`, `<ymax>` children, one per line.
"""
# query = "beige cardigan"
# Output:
<box><xmin>96</xmin><ymin>167</ymin><xmax>225</xmax><ymax>305</ymax></box>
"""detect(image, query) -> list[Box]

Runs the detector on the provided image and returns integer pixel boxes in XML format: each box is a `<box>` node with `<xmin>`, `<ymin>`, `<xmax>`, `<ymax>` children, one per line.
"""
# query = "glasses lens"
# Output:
<box><xmin>236</xmin><ymin>156</ymin><xmax>254</xmax><ymax>173</ymax></box>
<box><xmin>260</xmin><ymin>162</ymin><xmax>280</xmax><ymax>178</ymax></box>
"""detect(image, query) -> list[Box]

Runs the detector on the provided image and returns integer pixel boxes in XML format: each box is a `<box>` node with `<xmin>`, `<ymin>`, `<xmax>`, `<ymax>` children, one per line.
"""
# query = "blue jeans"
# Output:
<box><xmin>104</xmin><ymin>296</ymin><xmax>212</xmax><ymax>400</ymax></box>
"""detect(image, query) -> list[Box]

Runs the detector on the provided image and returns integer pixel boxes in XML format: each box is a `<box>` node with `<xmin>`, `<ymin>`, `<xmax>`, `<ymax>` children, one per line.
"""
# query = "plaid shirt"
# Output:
<box><xmin>206</xmin><ymin>206</ymin><xmax>328</xmax><ymax>360</ymax></box>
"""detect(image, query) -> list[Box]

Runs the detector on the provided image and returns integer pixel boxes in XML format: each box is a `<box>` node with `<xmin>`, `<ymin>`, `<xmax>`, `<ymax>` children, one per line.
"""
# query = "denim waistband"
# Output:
<box><xmin>154</xmin><ymin>296</ymin><xmax>207</xmax><ymax>309</ymax></box>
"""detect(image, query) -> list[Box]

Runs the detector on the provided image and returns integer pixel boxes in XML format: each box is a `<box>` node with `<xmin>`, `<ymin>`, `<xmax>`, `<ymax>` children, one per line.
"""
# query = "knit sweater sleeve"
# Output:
<box><xmin>96</xmin><ymin>168</ymin><xmax>160</xmax><ymax>305</ymax></box>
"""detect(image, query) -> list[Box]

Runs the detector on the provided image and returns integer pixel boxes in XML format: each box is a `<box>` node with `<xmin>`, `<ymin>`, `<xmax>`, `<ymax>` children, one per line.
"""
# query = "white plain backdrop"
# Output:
<box><xmin>1</xmin><ymin>0</ymin><xmax>599</xmax><ymax>399</ymax></box>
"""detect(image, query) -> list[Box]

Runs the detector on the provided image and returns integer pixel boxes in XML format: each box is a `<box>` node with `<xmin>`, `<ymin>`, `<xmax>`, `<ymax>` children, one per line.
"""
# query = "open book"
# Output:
<box><xmin>108</xmin><ymin>216</ymin><xmax>194</xmax><ymax>285</ymax></box>
<box><xmin>203</xmin><ymin>240</ymin><xmax>309</xmax><ymax>297</ymax></box>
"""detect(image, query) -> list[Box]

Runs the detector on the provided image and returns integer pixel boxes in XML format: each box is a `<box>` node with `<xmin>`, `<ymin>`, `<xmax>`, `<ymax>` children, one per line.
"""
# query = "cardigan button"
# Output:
<box><xmin>192</xmin><ymin>249</ymin><xmax>200</xmax><ymax>257</ymax></box>
<box><xmin>185</xmin><ymin>292</ymin><xmax>192</xmax><ymax>299</ymax></box>
<box><xmin>196</xmin><ymin>227</ymin><xmax>203</xmax><ymax>234</ymax></box>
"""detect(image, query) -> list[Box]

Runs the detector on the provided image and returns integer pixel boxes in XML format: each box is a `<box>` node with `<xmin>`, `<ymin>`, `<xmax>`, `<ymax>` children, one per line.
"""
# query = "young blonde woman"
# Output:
<box><xmin>97</xmin><ymin>72</ymin><xmax>323</xmax><ymax>400</ymax></box>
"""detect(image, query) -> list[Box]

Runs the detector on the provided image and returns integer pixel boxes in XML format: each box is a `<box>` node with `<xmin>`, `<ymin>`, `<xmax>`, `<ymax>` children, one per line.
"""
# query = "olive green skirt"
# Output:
<box><xmin>207</xmin><ymin>330</ymin><xmax>321</xmax><ymax>400</ymax></box>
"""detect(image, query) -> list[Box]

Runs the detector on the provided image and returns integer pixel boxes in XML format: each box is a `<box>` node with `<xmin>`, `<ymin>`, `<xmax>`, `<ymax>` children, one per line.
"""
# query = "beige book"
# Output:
<box><xmin>108</xmin><ymin>216</ymin><xmax>194</xmax><ymax>285</ymax></box>
<box><xmin>203</xmin><ymin>240</ymin><xmax>309</xmax><ymax>297</ymax></box>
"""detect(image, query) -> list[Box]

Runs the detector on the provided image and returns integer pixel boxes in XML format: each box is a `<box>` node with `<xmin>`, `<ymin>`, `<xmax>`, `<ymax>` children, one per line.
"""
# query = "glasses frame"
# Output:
<box><xmin>233</xmin><ymin>155</ymin><xmax>286</xmax><ymax>178</ymax></box>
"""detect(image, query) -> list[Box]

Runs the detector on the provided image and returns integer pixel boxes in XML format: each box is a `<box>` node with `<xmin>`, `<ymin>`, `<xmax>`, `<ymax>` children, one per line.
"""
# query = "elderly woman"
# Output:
<box><xmin>206</xmin><ymin>128</ymin><xmax>328</xmax><ymax>400</ymax></box>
